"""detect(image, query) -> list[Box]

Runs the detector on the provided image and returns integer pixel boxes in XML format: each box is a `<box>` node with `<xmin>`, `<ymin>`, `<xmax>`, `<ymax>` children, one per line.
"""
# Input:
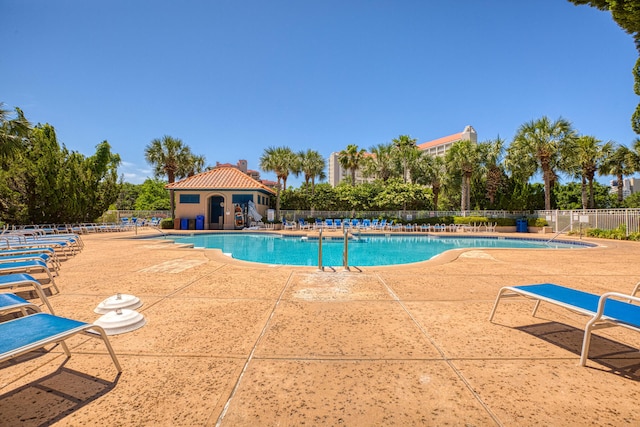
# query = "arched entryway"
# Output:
<box><xmin>208</xmin><ymin>195</ymin><xmax>225</xmax><ymax>230</ymax></box>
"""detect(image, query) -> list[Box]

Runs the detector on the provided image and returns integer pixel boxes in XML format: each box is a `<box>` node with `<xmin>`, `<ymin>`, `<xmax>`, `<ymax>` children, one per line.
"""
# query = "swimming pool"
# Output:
<box><xmin>162</xmin><ymin>233</ymin><xmax>592</xmax><ymax>267</ymax></box>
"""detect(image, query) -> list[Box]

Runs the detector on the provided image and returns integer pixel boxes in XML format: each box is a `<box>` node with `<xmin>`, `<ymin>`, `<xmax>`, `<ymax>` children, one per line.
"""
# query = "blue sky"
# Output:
<box><xmin>2</xmin><ymin>0</ymin><xmax>639</xmax><ymax>186</ymax></box>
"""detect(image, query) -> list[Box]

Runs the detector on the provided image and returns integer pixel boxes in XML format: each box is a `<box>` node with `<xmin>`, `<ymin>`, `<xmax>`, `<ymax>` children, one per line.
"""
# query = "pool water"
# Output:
<box><xmin>163</xmin><ymin>233</ymin><xmax>590</xmax><ymax>267</ymax></box>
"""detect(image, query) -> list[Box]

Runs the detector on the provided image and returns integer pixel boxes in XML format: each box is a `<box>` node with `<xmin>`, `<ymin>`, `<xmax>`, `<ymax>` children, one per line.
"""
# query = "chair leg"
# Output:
<box><xmin>88</xmin><ymin>326</ymin><xmax>122</xmax><ymax>372</ymax></box>
<box><xmin>489</xmin><ymin>288</ymin><xmax>509</xmax><ymax>321</ymax></box>
<box><xmin>580</xmin><ymin>325</ymin><xmax>594</xmax><ymax>366</ymax></box>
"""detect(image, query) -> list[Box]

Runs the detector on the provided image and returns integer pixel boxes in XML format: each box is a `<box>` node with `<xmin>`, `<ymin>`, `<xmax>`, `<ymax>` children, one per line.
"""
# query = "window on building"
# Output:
<box><xmin>179</xmin><ymin>194</ymin><xmax>200</xmax><ymax>204</ymax></box>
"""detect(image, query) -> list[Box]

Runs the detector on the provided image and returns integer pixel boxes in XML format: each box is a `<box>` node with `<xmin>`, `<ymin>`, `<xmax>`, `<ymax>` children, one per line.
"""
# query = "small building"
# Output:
<box><xmin>166</xmin><ymin>166</ymin><xmax>275</xmax><ymax>230</ymax></box>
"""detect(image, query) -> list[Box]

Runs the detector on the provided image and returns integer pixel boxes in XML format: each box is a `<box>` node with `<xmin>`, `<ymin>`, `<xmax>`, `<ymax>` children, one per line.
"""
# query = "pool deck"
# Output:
<box><xmin>1</xmin><ymin>228</ymin><xmax>639</xmax><ymax>426</ymax></box>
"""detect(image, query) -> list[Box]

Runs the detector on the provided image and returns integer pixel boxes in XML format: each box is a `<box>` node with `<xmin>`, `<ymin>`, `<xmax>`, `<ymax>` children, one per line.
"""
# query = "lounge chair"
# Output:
<box><xmin>0</xmin><ymin>309</ymin><xmax>122</xmax><ymax>373</ymax></box>
<box><xmin>403</xmin><ymin>223</ymin><xmax>416</xmax><ymax>232</ymax></box>
<box><xmin>324</xmin><ymin>218</ymin><xmax>335</xmax><ymax>230</ymax></box>
<box><xmin>389</xmin><ymin>221</ymin><xmax>403</xmax><ymax>232</ymax></box>
<box><xmin>0</xmin><ymin>252</ymin><xmax>60</xmax><ymax>274</ymax></box>
<box><xmin>0</xmin><ymin>292</ymin><xmax>40</xmax><ymax>317</ymax></box>
<box><xmin>314</xmin><ymin>218</ymin><xmax>324</xmax><ymax>230</ymax></box>
<box><xmin>489</xmin><ymin>283</ymin><xmax>640</xmax><ymax>366</ymax></box>
<box><xmin>298</xmin><ymin>218</ymin><xmax>311</xmax><ymax>230</ymax></box>
<box><xmin>0</xmin><ymin>273</ymin><xmax>56</xmax><ymax>313</ymax></box>
<box><xmin>282</xmin><ymin>219</ymin><xmax>296</xmax><ymax>230</ymax></box>
<box><xmin>0</xmin><ymin>260</ymin><xmax>58</xmax><ymax>293</ymax></box>
<box><xmin>484</xmin><ymin>222</ymin><xmax>497</xmax><ymax>232</ymax></box>
<box><xmin>334</xmin><ymin>218</ymin><xmax>342</xmax><ymax>229</ymax></box>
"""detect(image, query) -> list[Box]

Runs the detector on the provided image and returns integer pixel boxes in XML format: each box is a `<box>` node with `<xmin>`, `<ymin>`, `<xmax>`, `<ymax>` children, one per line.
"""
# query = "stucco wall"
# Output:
<box><xmin>174</xmin><ymin>190</ymin><xmax>270</xmax><ymax>230</ymax></box>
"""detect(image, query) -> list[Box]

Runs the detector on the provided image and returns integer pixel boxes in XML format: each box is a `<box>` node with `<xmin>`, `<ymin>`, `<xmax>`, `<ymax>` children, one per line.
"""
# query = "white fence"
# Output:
<box><xmin>280</xmin><ymin>209</ymin><xmax>640</xmax><ymax>236</ymax></box>
<box><xmin>104</xmin><ymin>209</ymin><xmax>639</xmax><ymax>236</ymax></box>
<box><xmin>538</xmin><ymin>209</ymin><xmax>640</xmax><ymax>236</ymax></box>
<box><xmin>102</xmin><ymin>210</ymin><xmax>170</xmax><ymax>221</ymax></box>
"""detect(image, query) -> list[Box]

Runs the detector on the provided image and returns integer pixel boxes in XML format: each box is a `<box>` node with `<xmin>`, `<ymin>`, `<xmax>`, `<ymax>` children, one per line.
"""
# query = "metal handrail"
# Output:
<box><xmin>546</xmin><ymin>224</ymin><xmax>572</xmax><ymax>244</ymax></box>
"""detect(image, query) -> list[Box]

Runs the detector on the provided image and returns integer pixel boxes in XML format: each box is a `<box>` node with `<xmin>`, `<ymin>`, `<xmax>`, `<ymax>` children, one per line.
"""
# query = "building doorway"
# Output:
<box><xmin>209</xmin><ymin>196</ymin><xmax>224</xmax><ymax>230</ymax></box>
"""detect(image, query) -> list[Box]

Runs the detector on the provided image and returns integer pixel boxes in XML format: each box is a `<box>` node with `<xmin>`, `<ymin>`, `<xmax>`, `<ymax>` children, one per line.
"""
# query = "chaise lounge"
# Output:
<box><xmin>489</xmin><ymin>283</ymin><xmax>640</xmax><ymax>366</ymax></box>
<box><xmin>0</xmin><ymin>293</ymin><xmax>122</xmax><ymax>373</ymax></box>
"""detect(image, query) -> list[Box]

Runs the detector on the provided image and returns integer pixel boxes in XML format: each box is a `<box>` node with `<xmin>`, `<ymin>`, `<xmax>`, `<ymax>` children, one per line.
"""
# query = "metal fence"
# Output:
<box><xmin>101</xmin><ymin>210</ymin><xmax>170</xmax><ymax>222</ymax></box>
<box><xmin>102</xmin><ymin>209</ymin><xmax>640</xmax><ymax>236</ymax></box>
<box><xmin>279</xmin><ymin>210</ymin><xmax>530</xmax><ymax>222</ymax></box>
<box><xmin>538</xmin><ymin>209</ymin><xmax>640</xmax><ymax>236</ymax></box>
<box><xmin>280</xmin><ymin>209</ymin><xmax>640</xmax><ymax>236</ymax></box>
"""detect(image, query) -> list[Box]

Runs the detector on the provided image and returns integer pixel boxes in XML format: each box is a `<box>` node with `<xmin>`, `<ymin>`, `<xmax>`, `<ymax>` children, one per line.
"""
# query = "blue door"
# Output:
<box><xmin>209</xmin><ymin>196</ymin><xmax>224</xmax><ymax>230</ymax></box>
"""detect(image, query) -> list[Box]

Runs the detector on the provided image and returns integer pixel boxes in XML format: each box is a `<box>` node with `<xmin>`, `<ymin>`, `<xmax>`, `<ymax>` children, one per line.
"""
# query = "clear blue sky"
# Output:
<box><xmin>3</xmin><ymin>0</ymin><xmax>639</xmax><ymax>186</ymax></box>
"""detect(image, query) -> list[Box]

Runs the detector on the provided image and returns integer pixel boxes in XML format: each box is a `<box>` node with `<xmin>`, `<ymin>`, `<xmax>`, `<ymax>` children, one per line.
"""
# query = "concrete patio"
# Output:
<box><xmin>1</xmin><ymin>228</ymin><xmax>639</xmax><ymax>426</ymax></box>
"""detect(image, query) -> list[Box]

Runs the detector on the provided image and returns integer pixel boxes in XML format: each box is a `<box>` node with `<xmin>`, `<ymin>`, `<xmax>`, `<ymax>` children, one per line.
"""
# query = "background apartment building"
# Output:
<box><xmin>610</xmin><ymin>177</ymin><xmax>637</xmax><ymax>198</ymax></box>
<box><xmin>327</xmin><ymin>125</ymin><xmax>477</xmax><ymax>187</ymax></box>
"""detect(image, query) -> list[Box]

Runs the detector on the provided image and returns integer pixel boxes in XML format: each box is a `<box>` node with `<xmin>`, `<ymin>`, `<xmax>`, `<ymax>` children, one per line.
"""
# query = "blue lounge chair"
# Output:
<box><xmin>0</xmin><ymin>292</ymin><xmax>40</xmax><ymax>317</ymax></box>
<box><xmin>490</xmin><ymin>283</ymin><xmax>640</xmax><ymax>366</ymax></box>
<box><xmin>282</xmin><ymin>219</ymin><xmax>296</xmax><ymax>230</ymax></box>
<box><xmin>0</xmin><ymin>252</ymin><xmax>59</xmax><ymax>273</ymax></box>
<box><xmin>314</xmin><ymin>218</ymin><xmax>323</xmax><ymax>230</ymax></box>
<box><xmin>334</xmin><ymin>218</ymin><xmax>342</xmax><ymax>229</ymax></box>
<box><xmin>298</xmin><ymin>218</ymin><xmax>311</xmax><ymax>230</ymax></box>
<box><xmin>0</xmin><ymin>273</ymin><xmax>56</xmax><ymax>313</ymax></box>
<box><xmin>0</xmin><ymin>260</ymin><xmax>58</xmax><ymax>293</ymax></box>
<box><xmin>403</xmin><ymin>223</ymin><xmax>416</xmax><ymax>232</ymax></box>
<box><xmin>0</xmin><ymin>310</ymin><xmax>122</xmax><ymax>373</ymax></box>
<box><xmin>324</xmin><ymin>218</ymin><xmax>334</xmax><ymax>229</ymax></box>
<box><xmin>375</xmin><ymin>219</ymin><xmax>387</xmax><ymax>230</ymax></box>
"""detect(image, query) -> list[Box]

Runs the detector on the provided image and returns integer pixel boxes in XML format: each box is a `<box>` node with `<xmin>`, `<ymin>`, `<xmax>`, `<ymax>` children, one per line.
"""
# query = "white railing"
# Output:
<box><xmin>538</xmin><ymin>209</ymin><xmax>640</xmax><ymax>237</ymax></box>
<box><xmin>280</xmin><ymin>209</ymin><xmax>640</xmax><ymax>236</ymax></box>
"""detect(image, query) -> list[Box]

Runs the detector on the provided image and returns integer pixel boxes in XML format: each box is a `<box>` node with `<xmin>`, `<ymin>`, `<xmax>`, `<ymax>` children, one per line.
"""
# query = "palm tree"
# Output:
<box><xmin>259</xmin><ymin>146</ymin><xmax>297</xmax><ymax>217</ymax></box>
<box><xmin>630</xmin><ymin>138</ymin><xmax>640</xmax><ymax>172</ymax></box>
<box><xmin>362</xmin><ymin>143</ymin><xmax>394</xmax><ymax>181</ymax></box>
<box><xmin>569</xmin><ymin>135</ymin><xmax>611</xmax><ymax>209</ymax></box>
<box><xmin>338</xmin><ymin>144</ymin><xmax>366</xmax><ymax>185</ymax></box>
<box><xmin>446</xmin><ymin>139</ymin><xmax>479</xmax><ymax>211</ymax></box>
<box><xmin>0</xmin><ymin>103</ymin><xmax>31</xmax><ymax>164</ymax></box>
<box><xmin>600</xmin><ymin>143</ymin><xmax>634</xmax><ymax>203</ymax></box>
<box><xmin>412</xmin><ymin>153</ymin><xmax>446</xmax><ymax>210</ymax></box>
<box><xmin>297</xmin><ymin>149</ymin><xmax>326</xmax><ymax>195</ymax></box>
<box><xmin>144</xmin><ymin>135</ymin><xmax>194</xmax><ymax>219</ymax></box>
<box><xmin>392</xmin><ymin>135</ymin><xmax>419</xmax><ymax>183</ymax></box>
<box><xmin>507</xmin><ymin>116</ymin><xmax>577</xmax><ymax>210</ymax></box>
<box><xmin>478</xmin><ymin>137</ymin><xmax>505</xmax><ymax>207</ymax></box>
<box><xmin>183</xmin><ymin>154</ymin><xmax>206</xmax><ymax>177</ymax></box>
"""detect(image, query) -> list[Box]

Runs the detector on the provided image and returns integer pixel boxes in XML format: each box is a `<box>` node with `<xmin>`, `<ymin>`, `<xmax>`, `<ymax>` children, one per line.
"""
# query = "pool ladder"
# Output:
<box><xmin>317</xmin><ymin>227</ymin><xmax>356</xmax><ymax>271</ymax></box>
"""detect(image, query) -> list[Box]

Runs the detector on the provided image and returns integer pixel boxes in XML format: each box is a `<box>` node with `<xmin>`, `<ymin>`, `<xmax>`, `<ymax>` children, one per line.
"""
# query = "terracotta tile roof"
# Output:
<box><xmin>417</xmin><ymin>132</ymin><xmax>463</xmax><ymax>150</ymax></box>
<box><xmin>166</xmin><ymin>166</ymin><xmax>276</xmax><ymax>194</ymax></box>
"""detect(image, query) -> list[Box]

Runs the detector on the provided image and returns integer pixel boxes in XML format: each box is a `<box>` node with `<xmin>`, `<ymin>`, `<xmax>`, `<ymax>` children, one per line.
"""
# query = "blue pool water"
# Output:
<box><xmin>162</xmin><ymin>233</ymin><xmax>591</xmax><ymax>267</ymax></box>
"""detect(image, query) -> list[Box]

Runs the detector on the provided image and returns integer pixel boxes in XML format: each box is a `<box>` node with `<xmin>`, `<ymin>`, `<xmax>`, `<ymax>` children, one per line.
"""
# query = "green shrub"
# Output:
<box><xmin>495</xmin><ymin>218</ymin><xmax>516</xmax><ymax>226</ymax></box>
<box><xmin>453</xmin><ymin>216</ymin><xmax>488</xmax><ymax>225</ymax></box>
<box><xmin>160</xmin><ymin>218</ymin><xmax>174</xmax><ymax>229</ymax></box>
<box><xmin>529</xmin><ymin>218</ymin><xmax>548</xmax><ymax>227</ymax></box>
<box><xmin>97</xmin><ymin>211</ymin><xmax>118</xmax><ymax>223</ymax></box>
<box><xmin>585</xmin><ymin>225</ymin><xmax>628</xmax><ymax>240</ymax></box>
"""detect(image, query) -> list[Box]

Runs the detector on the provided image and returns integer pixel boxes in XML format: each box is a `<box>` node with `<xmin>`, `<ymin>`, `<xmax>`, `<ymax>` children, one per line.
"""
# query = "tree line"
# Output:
<box><xmin>3</xmin><ymin>104</ymin><xmax>640</xmax><ymax>227</ymax></box>
<box><xmin>260</xmin><ymin>116</ymin><xmax>640</xmax><ymax>214</ymax></box>
<box><xmin>0</xmin><ymin>104</ymin><xmax>120</xmax><ymax>224</ymax></box>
